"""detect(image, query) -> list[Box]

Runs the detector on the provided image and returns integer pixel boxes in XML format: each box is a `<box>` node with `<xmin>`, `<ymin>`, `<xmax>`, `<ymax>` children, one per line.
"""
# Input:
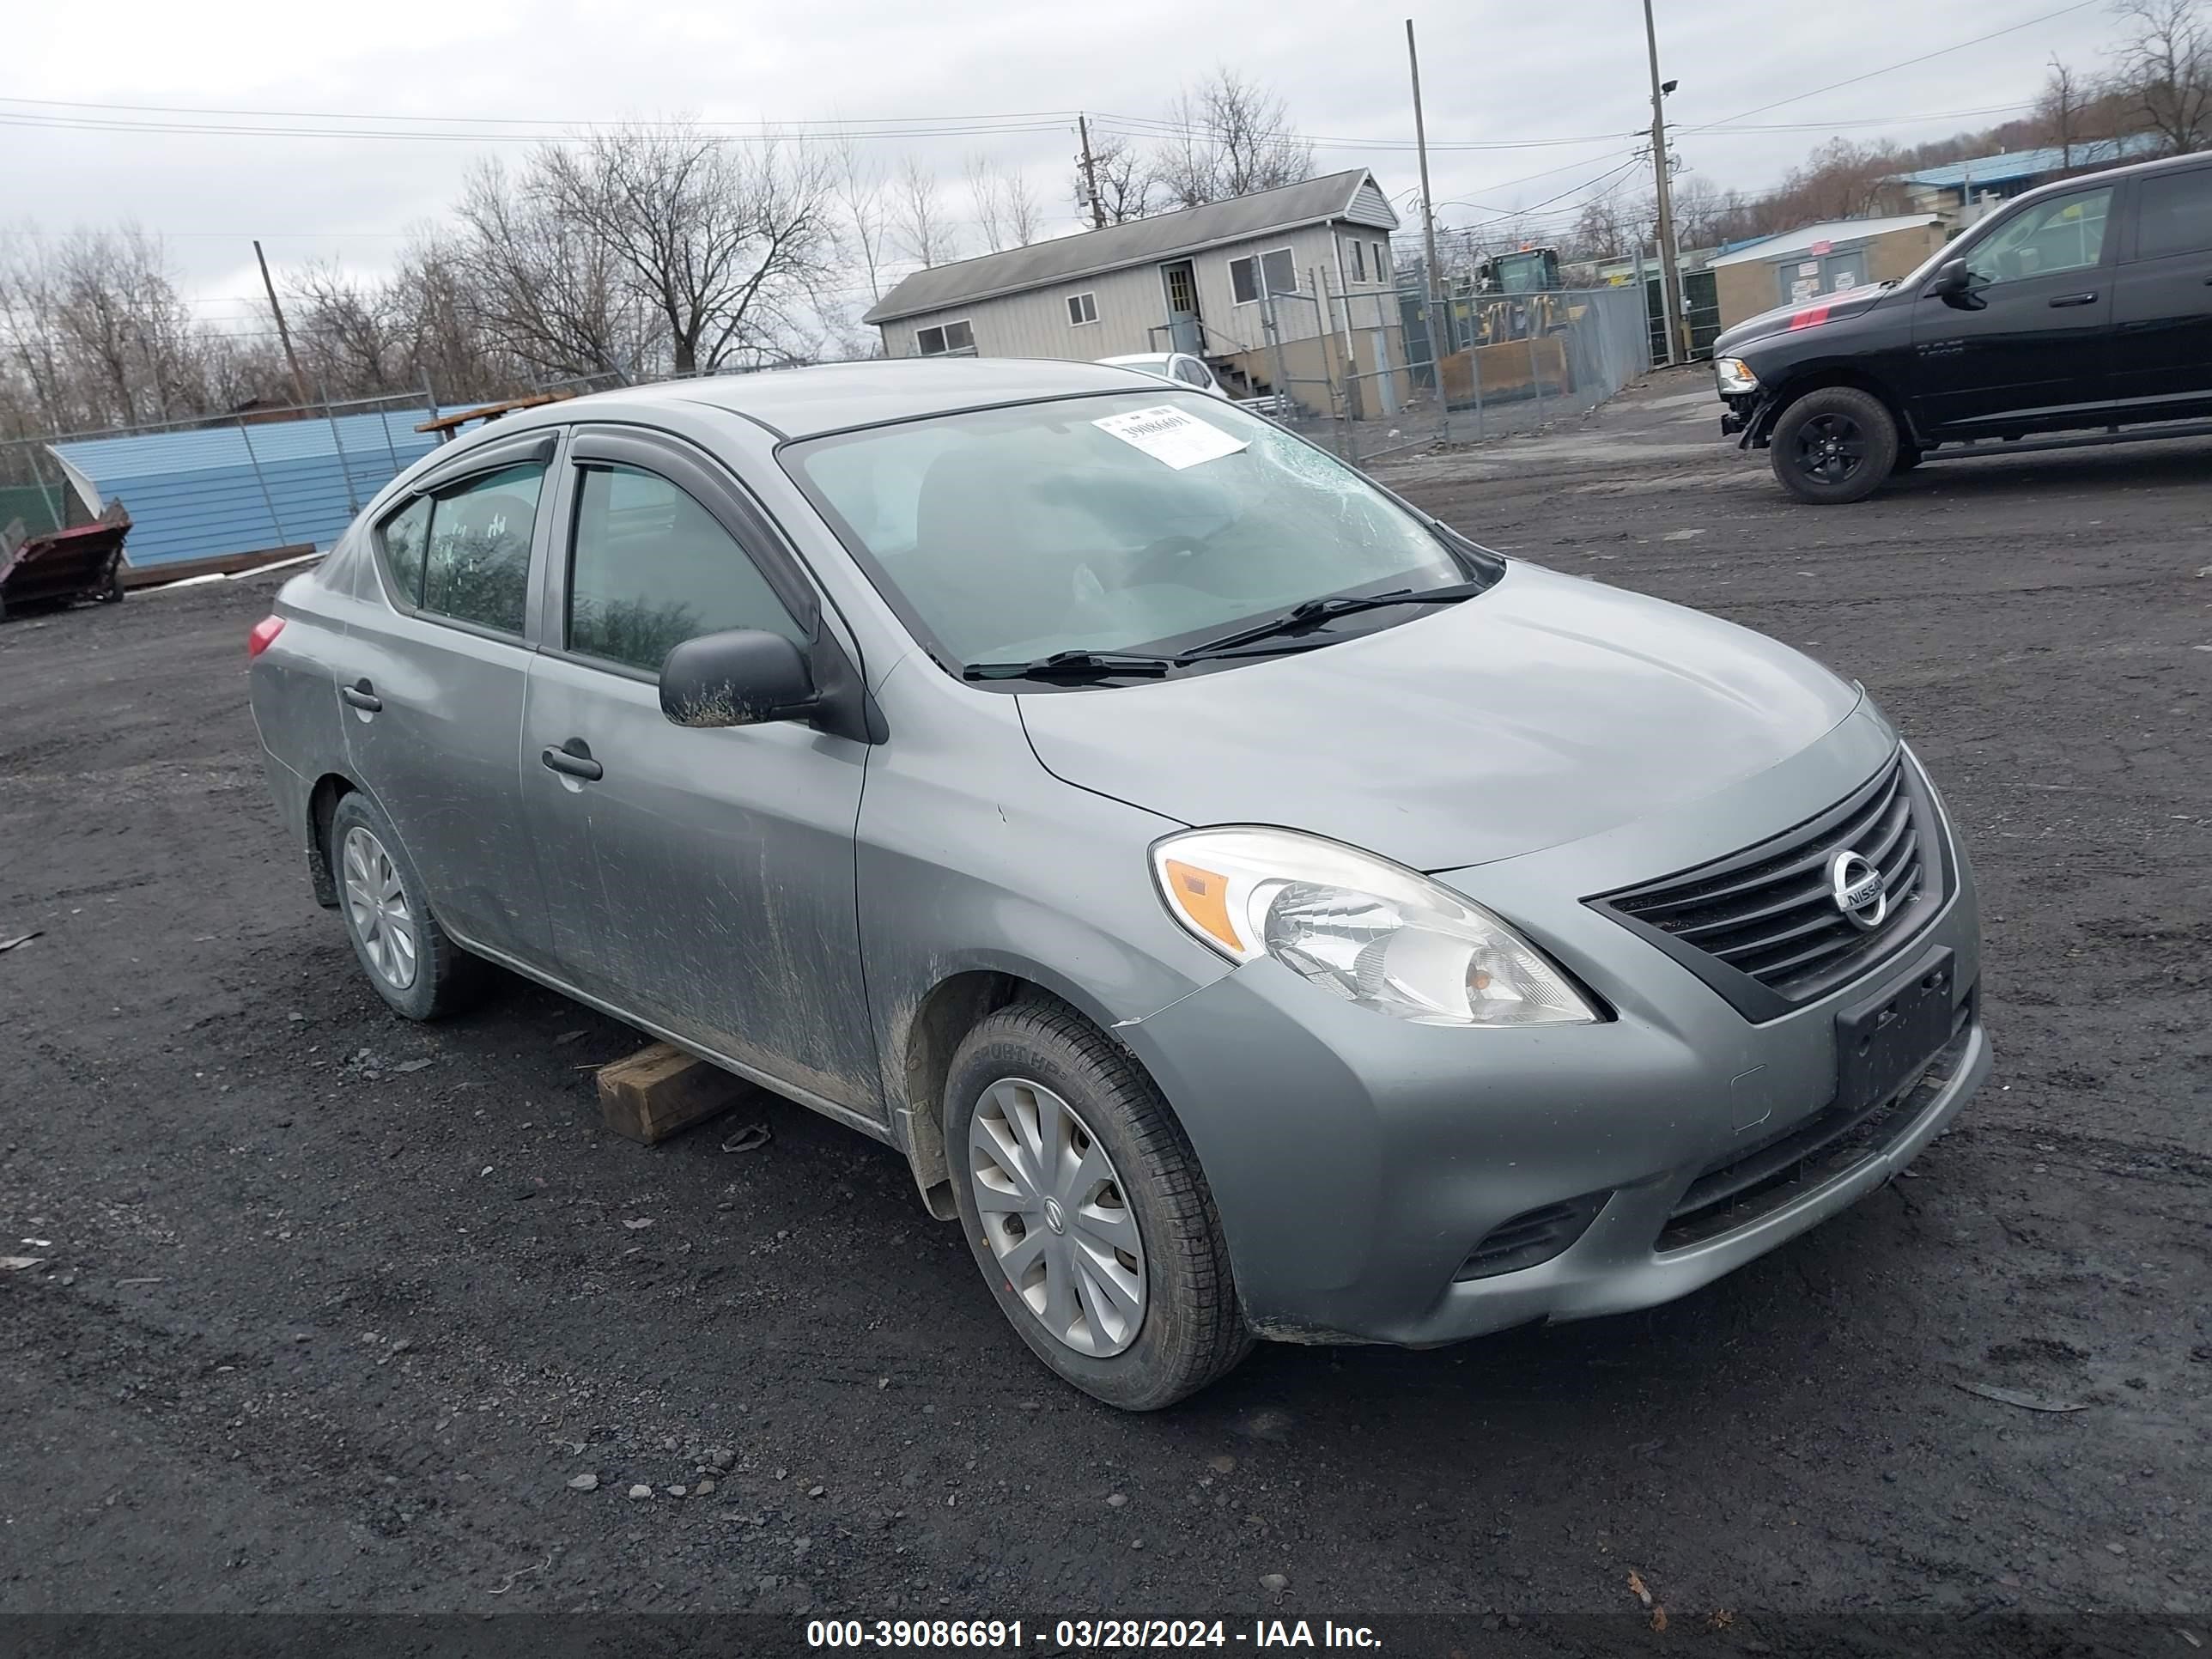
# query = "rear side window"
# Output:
<box><xmin>422</xmin><ymin>464</ymin><xmax>544</xmax><ymax>635</ymax></box>
<box><xmin>2134</xmin><ymin>169</ymin><xmax>2212</xmax><ymax>260</ymax></box>
<box><xmin>565</xmin><ymin>464</ymin><xmax>806</xmax><ymax>674</ymax></box>
<box><xmin>373</xmin><ymin>462</ymin><xmax>544</xmax><ymax>635</ymax></box>
<box><xmin>378</xmin><ymin>496</ymin><xmax>430</xmax><ymax>604</ymax></box>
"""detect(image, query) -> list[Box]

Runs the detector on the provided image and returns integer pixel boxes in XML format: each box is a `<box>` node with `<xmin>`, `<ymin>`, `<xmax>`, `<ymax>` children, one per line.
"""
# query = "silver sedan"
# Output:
<box><xmin>248</xmin><ymin>359</ymin><xmax>1990</xmax><ymax>1409</ymax></box>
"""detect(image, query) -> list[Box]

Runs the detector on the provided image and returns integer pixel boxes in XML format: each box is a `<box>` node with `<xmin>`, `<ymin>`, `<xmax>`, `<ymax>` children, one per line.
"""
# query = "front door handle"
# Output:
<box><xmin>2048</xmin><ymin>291</ymin><xmax>2099</xmax><ymax>307</ymax></box>
<box><xmin>541</xmin><ymin>741</ymin><xmax>604</xmax><ymax>782</ymax></box>
<box><xmin>340</xmin><ymin>679</ymin><xmax>382</xmax><ymax>713</ymax></box>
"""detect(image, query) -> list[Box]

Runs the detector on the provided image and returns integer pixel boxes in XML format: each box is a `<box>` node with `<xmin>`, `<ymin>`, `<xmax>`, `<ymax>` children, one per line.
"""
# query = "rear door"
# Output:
<box><xmin>334</xmin><ymin>431</ymin><xmax>557</xmax><ymax>966</ymax></box>
<box><xmin>1909</xmin><ymin>183</ymin><xmax>2118</xmax><ymax>436</ymax></box>
<box><xmin>517</xmin><ymin>427</ymin><xmax>881</xmax><ymax>1121</ymax></box>
<box><xmin>2110</xmin><ymin>163</ymin><xmax>2212</xmax><ymax>421</ymax></box>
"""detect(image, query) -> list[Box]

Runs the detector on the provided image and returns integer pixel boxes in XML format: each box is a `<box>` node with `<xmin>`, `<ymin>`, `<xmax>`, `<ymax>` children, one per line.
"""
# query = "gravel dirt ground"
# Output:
<box><xmin>1</xmin><ymin>369</ymin><xmax>2206</xmax><ymax>1651</ymax></box>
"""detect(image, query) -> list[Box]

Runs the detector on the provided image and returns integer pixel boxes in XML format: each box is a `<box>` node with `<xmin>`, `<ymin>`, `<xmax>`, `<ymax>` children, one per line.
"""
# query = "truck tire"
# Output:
<box><xmin>1770</xmin><ymin>386</ymin><xmax>1898</xmax><ymax>504</ymax></box>
<box><xmin>945</xmin><ymin>1000</ymin><xmax>1251</xmax><ymax>1411</ymax></box>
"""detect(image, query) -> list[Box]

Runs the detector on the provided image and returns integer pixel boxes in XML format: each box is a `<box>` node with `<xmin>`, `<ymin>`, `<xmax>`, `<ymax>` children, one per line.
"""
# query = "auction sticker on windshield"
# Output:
<box><xmin>1092</xmin><ymin>404</ymin><xmax>1249</xmax><ymax>470</ymax></box>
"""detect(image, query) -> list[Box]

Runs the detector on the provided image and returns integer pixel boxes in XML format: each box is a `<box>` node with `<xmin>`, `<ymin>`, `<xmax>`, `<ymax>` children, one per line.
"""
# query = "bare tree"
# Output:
<box><xmin>1076</xmin><ymin>131</ymin><xmax>1157</xmax><ymax>224</ymax></box>
<box><xmin>537</xmin><ymin>125</ymin><xmax>836</xmax><ymax>375</ymax></box>
<box><xmin>831</xmin><ymin>135</ymin><xmax>894</xmax><ymax>305</ymax></box>
<box><xmin>965</xmin><ymin>154</ymin><xmax>1009</xmax><ymax>252</ymax></box>
<box><xmin>287</xmin><ymin>261</ymin><xmax>406</xmax><ymax>394</ymax></box>
<box><xmin>1152</xmin><ymin>70</ymin><xmax>1316</xmax><ymax>209</ymax></box>
<box><xmin>2040</xmin><ymin>57</ymin><xmax>2088</xmax><ymax>166</ymax></box>
<box><xmin>891</xmin><ymin>158</ymin><xmax>959</xmax><ymax>267</ymax></box>
<box><xmin>2111</xmin><ymin>0</ymin><xmax>2212</xmax><ymax>153</ymax></box>
<box><xmin>452</xmin><ymin>158</ymin><xmax>647</xmax><ymax>380</ymax></box>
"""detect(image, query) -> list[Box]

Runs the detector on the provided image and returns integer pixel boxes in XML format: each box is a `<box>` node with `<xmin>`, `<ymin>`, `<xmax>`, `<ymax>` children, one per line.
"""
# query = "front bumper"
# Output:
<box><xmin>1117</xmin><ymin>728</ymin><xmax>1989</xmax><ymax>1348</ymax></box>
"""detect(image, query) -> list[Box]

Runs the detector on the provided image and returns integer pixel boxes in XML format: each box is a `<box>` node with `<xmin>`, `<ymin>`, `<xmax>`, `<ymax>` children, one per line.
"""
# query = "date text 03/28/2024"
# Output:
<box><xmin>805</xmin><ymin>1619</ymin><xmax>1383</xmax><ymax>1650</ymax></box>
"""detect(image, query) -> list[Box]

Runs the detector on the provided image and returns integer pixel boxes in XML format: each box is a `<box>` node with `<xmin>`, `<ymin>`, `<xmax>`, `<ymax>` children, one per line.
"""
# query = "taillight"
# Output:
<box><xmin>247</xmin><ymin>616</ymin><xmax>286</xmax><ymax>659</ymax></box>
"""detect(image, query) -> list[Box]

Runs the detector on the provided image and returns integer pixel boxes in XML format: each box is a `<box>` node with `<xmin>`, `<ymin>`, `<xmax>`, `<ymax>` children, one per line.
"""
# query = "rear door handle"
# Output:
<box><xmin>2048</xmin><ymin>291</ymin><xmax>2099</xmax><ymax>307</ymax></box>
<box><xmin>340</xmin><ymin>680</ymin><xmax>382</xmax><ymax>712</ymax></box>
<box><xmin>541</xmin><ymin>742</ymin><xmax>604</xmax><ymax>782</ymax></box>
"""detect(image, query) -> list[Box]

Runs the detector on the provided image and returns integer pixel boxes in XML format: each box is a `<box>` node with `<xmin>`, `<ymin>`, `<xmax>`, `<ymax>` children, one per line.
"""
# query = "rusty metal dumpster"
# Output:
<box><xmin>0</xmin><ymin>501</ymin><xmax>132</xmax><ymax>623</ymax></box>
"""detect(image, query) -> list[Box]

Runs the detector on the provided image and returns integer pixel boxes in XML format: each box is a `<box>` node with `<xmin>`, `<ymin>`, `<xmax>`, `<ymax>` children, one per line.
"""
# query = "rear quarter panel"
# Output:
<box><xmin>247</xmin><ymin>562</ymin><xmax>351</xmax><ymax>866</ymax></box>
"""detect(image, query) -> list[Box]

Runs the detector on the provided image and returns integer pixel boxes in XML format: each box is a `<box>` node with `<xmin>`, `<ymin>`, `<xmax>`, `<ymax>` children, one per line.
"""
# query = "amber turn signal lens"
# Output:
<box><xmin>1162</xmin><ymin>858</ymin><xmax>1243</xmax><ymax>955</ymax></box>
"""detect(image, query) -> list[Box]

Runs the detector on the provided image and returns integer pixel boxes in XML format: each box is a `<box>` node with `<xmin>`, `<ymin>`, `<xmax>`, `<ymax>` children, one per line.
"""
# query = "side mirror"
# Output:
<box><xmin>659</xmin><ymin>629</ymin><xmax>816</xmax><ymax>728</ymax></box>
<box><xmin>1930</xmin><ymin>258</ymin><xmax>1973</xmax><ymax>297</ymax></box>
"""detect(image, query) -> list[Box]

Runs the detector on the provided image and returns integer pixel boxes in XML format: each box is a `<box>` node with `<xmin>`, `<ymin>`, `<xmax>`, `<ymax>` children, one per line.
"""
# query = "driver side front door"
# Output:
<box><xmin>1909</xmin><ymin>184</ymin><xmax>2118</xmax><ymax>436</ymax></box>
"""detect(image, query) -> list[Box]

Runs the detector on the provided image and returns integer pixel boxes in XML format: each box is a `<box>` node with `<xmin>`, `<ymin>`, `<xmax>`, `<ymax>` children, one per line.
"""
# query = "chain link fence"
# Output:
<box><xmin>1240</xmin><ymin>276</ymin><xmax>1650</xmax><ymax>467</ymax></box>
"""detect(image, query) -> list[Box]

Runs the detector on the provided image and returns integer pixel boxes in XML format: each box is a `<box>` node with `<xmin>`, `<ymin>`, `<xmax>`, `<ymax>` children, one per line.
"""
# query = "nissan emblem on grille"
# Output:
<box><xmin>1828</xmin><ymin>849</ymin><xmax>1887</xmax><ymax>931</ymax></box>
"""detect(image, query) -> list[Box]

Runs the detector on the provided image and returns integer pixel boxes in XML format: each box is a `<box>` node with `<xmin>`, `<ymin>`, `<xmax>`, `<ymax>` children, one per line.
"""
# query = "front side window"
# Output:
<box><xmin>1966</xmin><ymin>188</ymin><xmax>2113</xmax><ymax>285</ymax></box>
<box><xmin>2134</xmin><ymin>169</ymin><xmax>2212</xmax><ymax>260</ymax></box>
<box><xmin>566</xmin><ymin>464</ymin><xmax>805</xmax><ymax>675</ymax></box>
<box><xmin>787</xmin><ymin>392</ymin><xmax>1471</xmax><ymax>671</ymax></box>
<box><xmin>1171</xmin><ymin>357</ymin><xmax>1211</xmax><ymax>388</ymax></box>
<box><xmin>915</xmin><ymin>320</ymin><xmax>975</xmax><ymax>356</ymax></box>
<box><xmin>421</xmin><ymin>463</ymin><xmax>543</xmax><ymax>635</ymax></box>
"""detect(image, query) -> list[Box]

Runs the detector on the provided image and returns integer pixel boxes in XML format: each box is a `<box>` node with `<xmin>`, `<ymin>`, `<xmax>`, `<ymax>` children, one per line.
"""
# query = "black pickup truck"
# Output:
<box><xmin>1715</xmin><ymin>151</ymin><xmax>2212</xmax><ymax>503</ymax></box>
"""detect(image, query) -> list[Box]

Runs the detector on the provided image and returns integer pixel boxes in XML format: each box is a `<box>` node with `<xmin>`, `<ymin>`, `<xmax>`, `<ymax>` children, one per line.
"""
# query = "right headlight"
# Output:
<box><xmin>1715</xmin><ymin>356</ymin><xmax>1759</xmax><ymax>394</ymax></box>
<box><xmin>1151</xmin><ymin>826</ymin><xmax>1599</xmax><ymax>1028</ymax></box>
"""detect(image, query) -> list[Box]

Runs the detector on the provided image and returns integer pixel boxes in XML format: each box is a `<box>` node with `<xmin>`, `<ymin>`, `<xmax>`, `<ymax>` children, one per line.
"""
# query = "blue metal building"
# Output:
<box><xmin>47</xmin><ymin>405</ymin><xmax>449</xmax><ymax>579</ymax></box>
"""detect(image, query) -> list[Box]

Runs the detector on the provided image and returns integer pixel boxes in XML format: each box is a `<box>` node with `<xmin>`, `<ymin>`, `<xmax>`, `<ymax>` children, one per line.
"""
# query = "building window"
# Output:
<box><xmin>1228</xmin><ymin>247</ymin><xmax>1297</xmax><ymax>306</ymax></box>
<box><xmin>1066</xmin><ymin>292</ymin><xmax>1099</xmax><ymax>327</ymax></box>
<box><xmin>1374</xmin><ymin>241</ymin><xmax>1389</xmax><ymax>281</ymax></box>
<box><xmin>915</xmin><ymin>319</ymin><xmax>975</xmax><ymax>356</ymax></box>
<box><xmin>1351</xmin><ymin>240</ymin><xmax>1367</xmax><ymax>283</ymax></box>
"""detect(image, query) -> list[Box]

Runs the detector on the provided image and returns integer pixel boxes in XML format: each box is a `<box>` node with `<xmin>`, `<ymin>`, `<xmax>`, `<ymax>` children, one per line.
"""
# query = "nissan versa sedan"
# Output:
<box><xmin>247</xmin><ymin>359</ymin><xmax>1991</xmax><ymax>1410</ymax></box>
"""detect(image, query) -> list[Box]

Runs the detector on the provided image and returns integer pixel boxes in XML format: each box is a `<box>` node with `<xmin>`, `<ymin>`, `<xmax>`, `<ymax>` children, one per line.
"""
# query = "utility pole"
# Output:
<box><xmin>1640</xmin><ymin>0</ymin><xmax>1688</xmax><ymax>366</ymax></box>
<box><xmin>254</xmin><ymin>240</ymin><xmax>313</xmax><ymax>408</ymax></box>
<box><xmin>1077</xmin><ymin>113</ymin><xmax>1106</xmax><ymax>230</ymax></box>
<box><xmin>1406</xmin><ymin>20</ymin><xmax>1445</xmax><ymax>347</ymax></box>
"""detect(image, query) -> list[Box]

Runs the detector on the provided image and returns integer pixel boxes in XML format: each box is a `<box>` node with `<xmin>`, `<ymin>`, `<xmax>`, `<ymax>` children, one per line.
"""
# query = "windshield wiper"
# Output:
<box><xmin>1184</xmin><ymin>581</ymin><xmax>1491</xmax><ymax>657</ymax></box>
<box><xmin>963</xmin><ymin>650</ymin><xmax>1176</xmax><ymax>683</ymax></box>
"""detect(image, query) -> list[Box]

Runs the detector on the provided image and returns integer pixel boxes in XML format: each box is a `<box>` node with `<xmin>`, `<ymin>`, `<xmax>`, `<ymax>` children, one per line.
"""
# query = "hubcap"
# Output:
<box><xmin>967</xmin><ymin>1079</ymin><xmax>1146</xmax><ymax>1357</ymax></box>
<box><xmin>1794</xmin><ymin>412</ymin><xmax>1868</xmax><ymax>485</ymax></box>
<box><xmin>340</xmin><ymin>825</ymin><xmax>418</xmax><ymax>992</ymax></box>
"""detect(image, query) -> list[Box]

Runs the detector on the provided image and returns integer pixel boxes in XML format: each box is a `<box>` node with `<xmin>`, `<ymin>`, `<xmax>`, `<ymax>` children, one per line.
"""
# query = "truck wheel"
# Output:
<box><xmin>328</xmin><ymin>793</ymin><xmax>489</xmax><ymax>1021</ymax></box>
<box><xmin>1770</xmin><ymin>386</ymin><xmax>1898</xmax><ymax>504</ymax></box>
<box><xmin>945</xmin><ymin>1000</ymin><xmax>1251</xmax><ymax>1411</ymax></box>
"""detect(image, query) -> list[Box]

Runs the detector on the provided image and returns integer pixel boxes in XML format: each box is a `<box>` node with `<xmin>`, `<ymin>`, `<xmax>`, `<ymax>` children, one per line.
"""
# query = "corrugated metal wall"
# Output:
<box><xmin>51</xmin><ymin>407</ymin><xmax>445</xmax><ymax>572</ymax></box>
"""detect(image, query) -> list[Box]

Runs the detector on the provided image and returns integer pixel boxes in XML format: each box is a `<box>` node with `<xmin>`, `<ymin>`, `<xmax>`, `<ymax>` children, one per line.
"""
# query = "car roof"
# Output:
<box><xmin>485</xmin><ymin>357</ymin><xmax>1159</xmax><ymax>445</ymax></box>
<box><xmin>2002</xmin><ymin>147</ymin><xmax>2212</xmax><ymax>213</ymax></box>
<box><xmin>1097</xmin><ymin>353</ymin><xmax>1175</xmax><ymax>367</ymax></box>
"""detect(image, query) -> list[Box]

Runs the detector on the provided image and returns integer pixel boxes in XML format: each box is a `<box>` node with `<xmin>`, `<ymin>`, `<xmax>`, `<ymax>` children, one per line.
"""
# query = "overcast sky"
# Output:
<box><xmin>3</xmin><ymin>0</ymin><xmax>2123</xmax><ymax>328</ymax></box>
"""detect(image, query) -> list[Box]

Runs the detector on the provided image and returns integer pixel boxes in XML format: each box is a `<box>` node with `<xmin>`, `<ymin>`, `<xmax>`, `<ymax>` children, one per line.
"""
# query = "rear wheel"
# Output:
<box><xmin>945</xmin><ymin>1000</ymin><xmax>1250</xmax><ymax>1411</ymax></box>
<box><xmin>1770</xmin><ymin>386</ymin><xmax>1898</xmax><ymax>504</ymax></box>
<box><xmin>329</xmin><ymin>793</ymin><xmax>489</xmax><ymax>1021</ymax></box>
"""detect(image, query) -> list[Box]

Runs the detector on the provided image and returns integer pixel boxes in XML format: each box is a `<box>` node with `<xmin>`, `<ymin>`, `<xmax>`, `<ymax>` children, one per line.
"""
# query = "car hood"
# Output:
<box><xmin>1016</xmin><ymin>562</ymin><xmax>1861</xmax><ymax>871</ymax></box>
<box><xmin>1715</xmin><ymin>283</ymin><xmax>1892</xmax><ymax>356</ymax></box>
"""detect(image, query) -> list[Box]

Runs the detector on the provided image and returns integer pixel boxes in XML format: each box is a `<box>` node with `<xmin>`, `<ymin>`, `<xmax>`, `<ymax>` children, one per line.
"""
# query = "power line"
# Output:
<box><xmin>1681</xmin><ymin>1</ymin><xmax>2101</xmax><ymax>134</ymax></box>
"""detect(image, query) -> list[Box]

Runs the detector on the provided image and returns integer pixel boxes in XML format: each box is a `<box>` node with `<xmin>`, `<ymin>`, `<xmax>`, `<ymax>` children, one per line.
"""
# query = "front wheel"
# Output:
<box><xmin>1769</xmin><ymin>386</ymin><xmax>1899</xmax><ymax>504</ymax></box>
<box><xmin>945</xmin><ymin>1000</ymin><xmax>1250</xmax><ymax>1411</ymax></box>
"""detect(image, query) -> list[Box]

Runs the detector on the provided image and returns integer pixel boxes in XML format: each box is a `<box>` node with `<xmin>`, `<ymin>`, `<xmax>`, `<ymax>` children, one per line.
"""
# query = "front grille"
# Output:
<box><xmin>1592</xmin><ymin>752</ymin><xmax>1947</xmax><ymax>1018</ymax></box>
<box><xmin>1454</xmin><ymin>1190</ymin><xmax>1609</xmax><ymax>1280</ymax></box>
<box><xmin>1656</xmin><ymin>994</ymin><xmax>1974</xmax><ymax>1250</ymax></box>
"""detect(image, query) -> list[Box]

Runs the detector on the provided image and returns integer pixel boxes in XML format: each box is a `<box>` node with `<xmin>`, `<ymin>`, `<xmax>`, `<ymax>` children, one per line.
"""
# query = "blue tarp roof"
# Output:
<box><xmin>52</xmin><ymin>406</ymin><xmax>453</xmax><ymax>571</ymax></box>
<box><xmin>1895</xmin><ymin>136</ymin><xmax>2158</xmax><ymax>191</ymax></box>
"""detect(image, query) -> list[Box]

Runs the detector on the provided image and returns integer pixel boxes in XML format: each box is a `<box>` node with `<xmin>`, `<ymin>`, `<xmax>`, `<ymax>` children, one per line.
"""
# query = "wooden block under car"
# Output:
<box><xmin>596</xmin><ymin>1042</ymin><xmax>753</xmax><ymax>1145</ymax></box>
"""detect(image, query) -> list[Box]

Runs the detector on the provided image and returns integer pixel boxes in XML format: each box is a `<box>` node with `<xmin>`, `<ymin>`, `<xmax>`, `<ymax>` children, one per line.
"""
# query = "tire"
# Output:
<box><xmin>945</xmin><ymin>1000</ymin><xmax>1251</xmax><ymax>1411</ymax></box>
<box><xmin>327</xmin><ymin>792</ymin><xmax>489</xmax><ymax>1021</ymax></box>
<box><xmin>95</xmin><ymin>556</ymin><xmax>126</xmax><ymax>602</ymax></box>
<box><xmin>1769</xmin><ymin>386</ymin><xmax>1899</xmax><ymax>504</ymax></box>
